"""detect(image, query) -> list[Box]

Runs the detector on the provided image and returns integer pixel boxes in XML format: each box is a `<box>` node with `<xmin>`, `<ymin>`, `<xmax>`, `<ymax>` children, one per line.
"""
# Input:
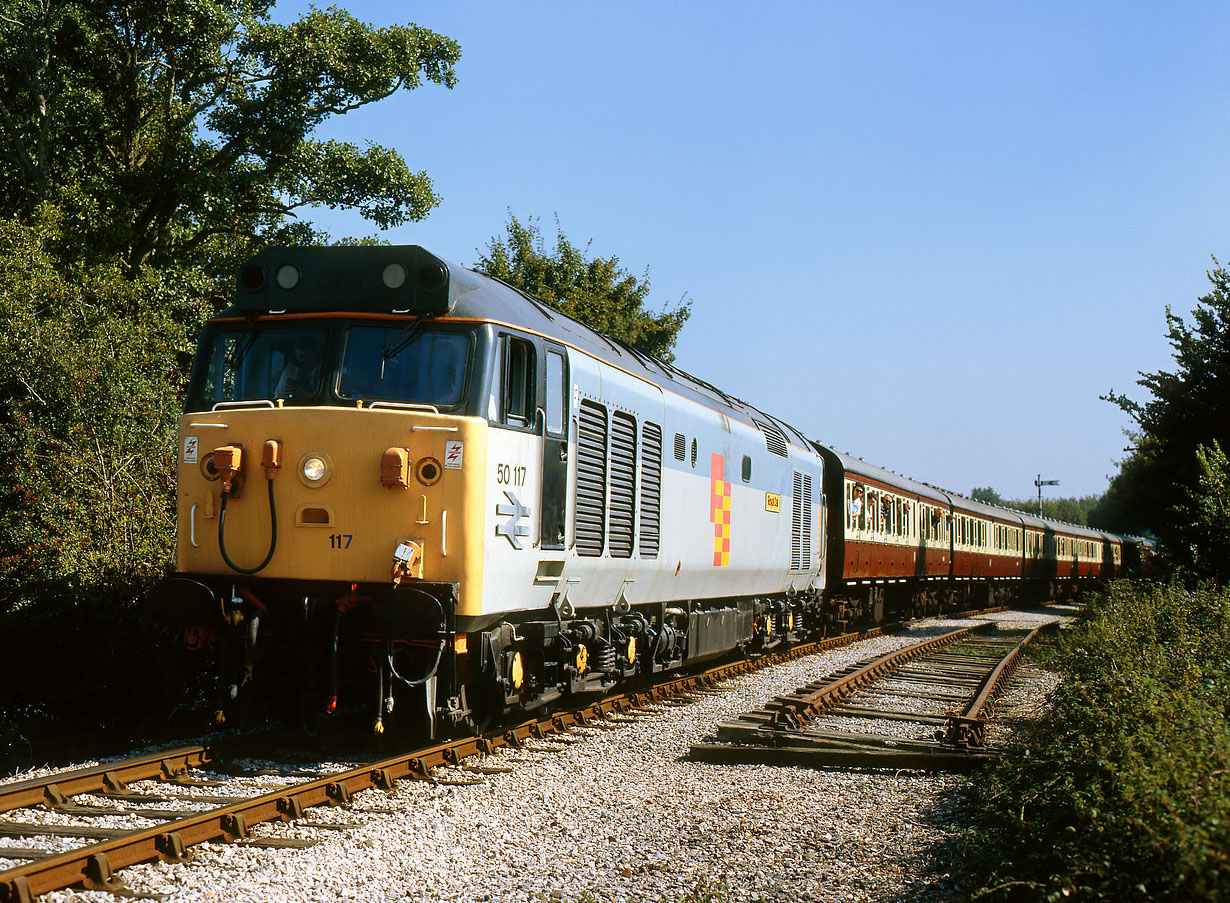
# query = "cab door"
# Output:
<box><xmin>539</xmin><ymin>343</ymin><xmax>569</xmax><ymax>549</ymax></box>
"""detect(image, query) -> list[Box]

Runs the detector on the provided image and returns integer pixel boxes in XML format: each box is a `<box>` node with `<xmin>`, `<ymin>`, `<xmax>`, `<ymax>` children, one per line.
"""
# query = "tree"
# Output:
<box><xmin>0</xmin><ymin>209</ymin><xmax>208</xmax><ymax>611</ymax></box>
<box><xmin>0</xmin><ymin>1</ymin><xmax>460</xmax><ymax>276</ymax></box>
<box><xmin>1099</xmin><ymin>260</ymin><xmax>1230</xmax><ymax>575</ymax></box>
<box><xmin>476</xmin><ymin>213</ymin><xmax>691</xmax><ymax>363</ymax></box>
<box><xmin>968</xmin><ymin>487</ymin><xmax>1106</xmax><ymax>526</ymax></box>
<box><xmin>1186</xmin><ymin>441</ymin><xmax>1230</xmax><ymax>582</ymax></box>
<box><xmin>970</xmin><ymin>487</ymin><xmax>1004</xmax><ymax>506</ymax></box>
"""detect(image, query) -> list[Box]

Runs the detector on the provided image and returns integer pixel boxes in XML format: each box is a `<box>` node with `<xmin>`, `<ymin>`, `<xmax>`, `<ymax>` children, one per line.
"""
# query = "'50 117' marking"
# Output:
<box><xmin>496</xmin><ymin>464</ymin><xmax>526</xmax><ymax>486</ymax></box>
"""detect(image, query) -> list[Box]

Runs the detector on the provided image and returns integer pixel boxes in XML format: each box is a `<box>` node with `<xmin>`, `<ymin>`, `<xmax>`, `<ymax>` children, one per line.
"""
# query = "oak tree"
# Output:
<box><xmin>0</xmin><ymin>0</ymin><xmax>460</xmax><ymax>275</ymax></box>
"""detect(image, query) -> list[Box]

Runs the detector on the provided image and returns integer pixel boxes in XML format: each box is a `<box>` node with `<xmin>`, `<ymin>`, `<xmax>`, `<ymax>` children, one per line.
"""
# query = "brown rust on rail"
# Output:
<box><xmin>0</xmin><ymin>626</ymin><xmax>886</xmax><ymax>902</ymax></box>
<box><xmin>942</xmin><ymin>624</ymin><xmax>1046</xmax><ymax>748</ymax></box>
<box><xmin>768</xmin><ymin>625</ymin><xmax>989</xmax><ymax>731</ymax></box>
<box><xmin>0</xmin><ymin>747</ymin><xmax>212</xmax><ymax>817</ymax></box>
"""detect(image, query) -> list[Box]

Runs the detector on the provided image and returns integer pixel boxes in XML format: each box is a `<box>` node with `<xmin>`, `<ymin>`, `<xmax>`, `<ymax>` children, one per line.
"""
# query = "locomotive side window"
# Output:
<box><xmin>545</xmin><ymin>350</ymin><xmax>566</xmax><ymax>435</ymax></box>
<box><xmin>502</xmin><ymin>336</ymin><xmax>535</xmax><ymax>426</ymax></box>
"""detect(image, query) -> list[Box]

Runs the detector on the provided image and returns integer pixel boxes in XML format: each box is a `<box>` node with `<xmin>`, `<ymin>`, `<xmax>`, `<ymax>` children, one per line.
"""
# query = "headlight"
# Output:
<box><xmin>297</xmin><ymin>451</ymin><xmax>333</xmax><ymax>488</ymax></box>
<box><xmin>303</xmin><ymin>456</ymin><xmax>327</xmax><ymax>482</ymax></box>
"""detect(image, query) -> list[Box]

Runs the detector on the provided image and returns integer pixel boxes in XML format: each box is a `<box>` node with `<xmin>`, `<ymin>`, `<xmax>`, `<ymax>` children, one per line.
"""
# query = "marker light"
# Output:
<box><xmin>303</xmin><ymin>456</ymin><xmax>327</xmax><ymax>482</ymax></box>
<box><xmin>276</xmin><ymin>264</ymin><xmax>300</xmax><ymax>290</ymax></box>
<box><xmin>382</xmin><ymin>263</ymin><xmax>407</xmax><ymax>289</ymax></box>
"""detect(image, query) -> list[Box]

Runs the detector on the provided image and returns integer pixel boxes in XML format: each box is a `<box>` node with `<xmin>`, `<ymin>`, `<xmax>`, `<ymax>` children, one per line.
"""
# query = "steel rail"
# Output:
<box><xmin>0</xmin><ymin>626</ymin><xmax>887</xmax><ymax>902</ymax></box>
<box><xmin>768</xmin><ymin>624</ymin><xmax>991</xmax><ymax>730</ymax></box>
<box><xmin>0</xmin><ymin>748</ymin><xmax>213</xmax><ymax>817</ymax></box>
<box><xmin>942</xmin><ymin>624</ymin><xmax>1045</xmax><ymax>747</ymax></box>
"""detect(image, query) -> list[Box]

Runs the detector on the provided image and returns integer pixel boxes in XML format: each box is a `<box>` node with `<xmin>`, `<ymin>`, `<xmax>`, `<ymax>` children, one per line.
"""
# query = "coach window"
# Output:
<box><xmin>502</xmin><ymin>336</ymin><xmax>535</xmax><ymax>427</ymax></box>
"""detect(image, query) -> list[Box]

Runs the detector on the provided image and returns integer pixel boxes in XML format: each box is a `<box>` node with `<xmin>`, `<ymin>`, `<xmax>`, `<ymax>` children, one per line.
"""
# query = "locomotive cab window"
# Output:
<box><xmin>189</xmin><ymin>324</ymin><xmax>332</xmax><ymax>409</ymax></box>
<box><xmin>186</xmin><ymin>320</ymin><xmax>475</xmax><ymax>412</ymax></box>
<box><xmin>337</xmin><ymin>326</ymin><xmax>469</xmax><ymax>406</ymax></box>
<box><xmin>502</xmin><ymin>336</ymin><xmax>536</xmax><ymax>426</ymax></box>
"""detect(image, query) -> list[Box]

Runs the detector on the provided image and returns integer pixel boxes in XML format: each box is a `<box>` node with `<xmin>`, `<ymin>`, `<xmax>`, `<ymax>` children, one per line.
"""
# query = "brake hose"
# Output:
<box><xmin>385</xmin><ymin>637</ymin><xmax>445</xmax><ymax>687</ymax></box>
<box><xmin>218</xmin><ymin>479</ymin><xmax>278</xmax><ymax>574</ymax></box>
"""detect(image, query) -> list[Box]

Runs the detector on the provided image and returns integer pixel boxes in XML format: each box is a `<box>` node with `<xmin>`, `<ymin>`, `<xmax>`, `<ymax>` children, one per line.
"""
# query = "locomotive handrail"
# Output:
<box><xmin>367</xmin><ymin>401</ymin><xmax>440</xmax><ymax>414</ymax></box>
<box><xmin>211</xmin><ymin>400</ymin><xmax>276</xmax><ymax>411</ymax></box>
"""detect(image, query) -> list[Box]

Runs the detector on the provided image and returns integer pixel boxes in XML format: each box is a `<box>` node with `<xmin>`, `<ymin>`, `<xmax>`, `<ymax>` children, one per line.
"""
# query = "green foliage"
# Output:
<box><xmin>0</xmin><ymin>0</ymin><xmax>460</xmax><ymax>275</ymax></box>
<box><xmin>1098</xmin><ymin>260</ymin><xmax>1230</xmax><ymax>574</ymax></box>
<box><xmin>0</xmin><ymin>211</ymin><xmax>215</xmax><ymax>769</ymax></box>
<box><xmin>477</xmin><ymin>213</ymin><xmax>691</xmax><ymax>363</ymax></box>
<box><xmin>1185</xmin><ymin>441</ymin><xmax>1230</xmax><ymax>584</ymax></box>
<box><xmin>968</xmin><ymin>487</ymin><xmax>1104</xmax><ymax>526</ymax></box>
<box><xmin>0</xmin><ymin>210</ymin><xmax>208</xmax><ymax>611</ymax></box>
<box><xmin>971</xmin><ymin>487</ymin><xmax>1005</xmax><ymax>506</ymax></box>
<box><xmin>955</xmin><ymin>580</ymin><xmax>1230</xmax><ymax>901</ymax></box>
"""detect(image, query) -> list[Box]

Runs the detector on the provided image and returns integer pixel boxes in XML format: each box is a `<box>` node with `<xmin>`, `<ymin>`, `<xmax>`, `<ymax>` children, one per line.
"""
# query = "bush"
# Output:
<box><xmin>954</xmin><ymin>581</ymin><xmax>1230</xmax><ymax>901</ymax></box>
<box><xmin>0</xmin><ymin>212</ymin><xmax>214</xmax><ymax>768</ymax></box>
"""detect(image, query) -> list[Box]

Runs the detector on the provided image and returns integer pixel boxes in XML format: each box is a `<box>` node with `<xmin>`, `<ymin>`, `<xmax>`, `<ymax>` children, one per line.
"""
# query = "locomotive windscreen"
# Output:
<box><xmin>186</xmin><ymin>320</ymin><xmax>472</xmax><ymax>411</ymax></box>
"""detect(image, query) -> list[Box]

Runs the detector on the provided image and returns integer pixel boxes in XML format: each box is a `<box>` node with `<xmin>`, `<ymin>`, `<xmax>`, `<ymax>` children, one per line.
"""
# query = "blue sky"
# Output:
<box><xmin>274</xmin><ymin>2</ymin><xmax>1230</xmax><ymax>500</ymax></box>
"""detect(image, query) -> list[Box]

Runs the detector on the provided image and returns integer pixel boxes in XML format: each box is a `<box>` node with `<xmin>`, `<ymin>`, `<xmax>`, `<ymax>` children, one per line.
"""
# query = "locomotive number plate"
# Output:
<box><xmin>765</xmin><ymin>492</ymin><xmax>781</xmax><ymax>513</ymax></box>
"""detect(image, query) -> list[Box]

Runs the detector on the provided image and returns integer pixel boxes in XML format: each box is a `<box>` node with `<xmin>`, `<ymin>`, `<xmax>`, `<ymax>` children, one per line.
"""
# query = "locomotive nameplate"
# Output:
<box><xmin>765</xmin><ymin>492</ymin><xmax>781</xmax><ymax>513</ymax></box>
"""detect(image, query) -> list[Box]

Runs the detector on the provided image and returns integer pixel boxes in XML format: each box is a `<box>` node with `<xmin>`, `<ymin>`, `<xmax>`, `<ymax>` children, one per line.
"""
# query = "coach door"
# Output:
<box><xmin>539</xmin><ymin>343</ymin><xmax>569</xmax><ymax>549</ymax></box>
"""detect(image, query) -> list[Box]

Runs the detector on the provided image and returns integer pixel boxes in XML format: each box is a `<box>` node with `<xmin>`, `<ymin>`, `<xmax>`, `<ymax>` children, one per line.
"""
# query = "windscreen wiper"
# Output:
<box><xmin>381</xmin><ymin>312</ymin><xmax>432</xmax><ymax>360</ymax></box>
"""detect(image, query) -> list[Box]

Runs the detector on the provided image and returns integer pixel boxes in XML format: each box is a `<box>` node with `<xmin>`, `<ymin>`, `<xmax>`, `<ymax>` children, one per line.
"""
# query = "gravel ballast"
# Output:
<box><xmin>5</xmin><ymin>607</ymin><xmax>1070</xmax><ymax>903</ymax></box>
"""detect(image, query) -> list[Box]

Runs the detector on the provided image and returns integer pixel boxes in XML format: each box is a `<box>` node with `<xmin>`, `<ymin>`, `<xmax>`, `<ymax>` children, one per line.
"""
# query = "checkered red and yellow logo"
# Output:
<box><xmin>710</xmin><ymin>453</ymin><xmax>730</xmax><ymax>566</ymax></box>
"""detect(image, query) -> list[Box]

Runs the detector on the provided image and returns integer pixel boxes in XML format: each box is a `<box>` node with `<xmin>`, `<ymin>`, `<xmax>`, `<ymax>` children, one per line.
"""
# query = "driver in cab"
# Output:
<box><xmin>275</xmin><ymin>337</ymin><xmax>322</xmax><ymax>398</ymax></box>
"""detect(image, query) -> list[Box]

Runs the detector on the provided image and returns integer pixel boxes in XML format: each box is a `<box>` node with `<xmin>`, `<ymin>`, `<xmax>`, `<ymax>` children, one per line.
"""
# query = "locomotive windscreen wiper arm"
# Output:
<box><xmin>381</xmin><ymin>312</ymin><xmax>432</xmax><ymax>360</ymax></box>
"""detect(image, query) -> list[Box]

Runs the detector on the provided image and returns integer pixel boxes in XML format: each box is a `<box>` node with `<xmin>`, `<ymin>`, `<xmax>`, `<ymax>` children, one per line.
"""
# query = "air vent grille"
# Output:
<box><xmin>639</xmin><ymin>422</ymin><xmax>662</xmax><ymax>558</ymax></box>
<box><xmin>753</xmin><ymin>418</ymin><xmax>789</xmax><ymax>457</ymax></box>
<box><xmin>575</xmin><ymin>400</ymin><xmax>607</xmax><ymax>557</ymax></box>
<box><xmin>608</xmin><ymin>411</ymin><xmax>637</xmax><ymax>558</ymax></box>
<box><xmin>792</xmin><ymin>471</ymin><xmax>813</xmax><ymax>572</ymax></box>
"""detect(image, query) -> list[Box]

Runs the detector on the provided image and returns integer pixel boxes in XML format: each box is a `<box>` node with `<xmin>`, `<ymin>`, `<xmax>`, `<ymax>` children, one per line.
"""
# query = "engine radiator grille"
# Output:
<box><xmin>792</xmin><ymin>471</ymin><xmax>813</xmax><ymax>572</ymax></box>
<box><xmin>639</xmin><ymin>422</ymin><xmax>662</xmax><ymax>558</ymax></box>
<box><xmin>575</xmin><ymin>400</ymin><xmax>607</xmax><ymax>557</ymax></box>
<box><xmin>608</xmin><ymin>411</ymin><xmax>637</xmax><ymax>558</ymax></box>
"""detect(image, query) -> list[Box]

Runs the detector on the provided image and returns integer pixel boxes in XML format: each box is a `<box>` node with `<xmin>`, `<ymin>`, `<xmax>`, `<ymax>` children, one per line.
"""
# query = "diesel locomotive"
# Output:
<box><xmin>156</xmin><ymin>244</ymin><xmax>1147</xmax><ymax>735</ymax></box>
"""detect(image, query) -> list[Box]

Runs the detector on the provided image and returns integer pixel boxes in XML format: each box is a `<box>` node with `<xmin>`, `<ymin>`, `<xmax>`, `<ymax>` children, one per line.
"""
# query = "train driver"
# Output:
<box><xmin>275</xmin><ymin>336</ymin><xmax>322</xmax><ymax>398</ymax></box>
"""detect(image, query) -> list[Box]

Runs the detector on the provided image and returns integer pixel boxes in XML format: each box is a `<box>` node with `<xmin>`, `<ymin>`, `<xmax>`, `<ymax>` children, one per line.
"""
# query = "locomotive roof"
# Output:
<box><xmin>223</xmin><ymin>244</ymin><xmax>813</xmax><ymax>451</ymax></box>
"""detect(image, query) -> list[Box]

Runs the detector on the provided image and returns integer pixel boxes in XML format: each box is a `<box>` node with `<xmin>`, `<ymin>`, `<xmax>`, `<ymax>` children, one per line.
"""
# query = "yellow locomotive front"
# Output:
<box><xmin>158</xmin><ymin>247</ymin><xmax>490</xmax><ymax>735</ymax></box>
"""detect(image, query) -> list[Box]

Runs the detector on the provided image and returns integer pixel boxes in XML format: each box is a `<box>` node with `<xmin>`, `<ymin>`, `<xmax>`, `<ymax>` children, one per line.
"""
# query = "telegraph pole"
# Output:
<box><xmin>1035</xmin><ymin>474</ymin><xmax>1059</xmax><ymax>516</ymax></box>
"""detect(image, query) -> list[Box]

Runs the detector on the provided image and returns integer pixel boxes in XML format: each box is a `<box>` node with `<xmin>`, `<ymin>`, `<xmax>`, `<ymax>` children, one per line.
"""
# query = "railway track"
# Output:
<box><xmin>690</xmin><ymin>622</ymin><xmax>1050</xmax><ymax>771</ymax></box>
<box><xmin>0</xmin><ymin>624</ymin><xmax>903</xmax><ymax>902</ymax></box>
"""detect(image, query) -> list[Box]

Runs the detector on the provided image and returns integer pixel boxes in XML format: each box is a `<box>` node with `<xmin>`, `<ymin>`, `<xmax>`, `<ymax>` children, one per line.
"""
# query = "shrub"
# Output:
<box><xmin>954</xmin><ymin>581</ymin><xmax>1230</xmax><ymax>901</ymax></box>
<box><xmin>0</xmin><ymin>212</ymin><xmax>213</xmax><ymax>767</ymax></box>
